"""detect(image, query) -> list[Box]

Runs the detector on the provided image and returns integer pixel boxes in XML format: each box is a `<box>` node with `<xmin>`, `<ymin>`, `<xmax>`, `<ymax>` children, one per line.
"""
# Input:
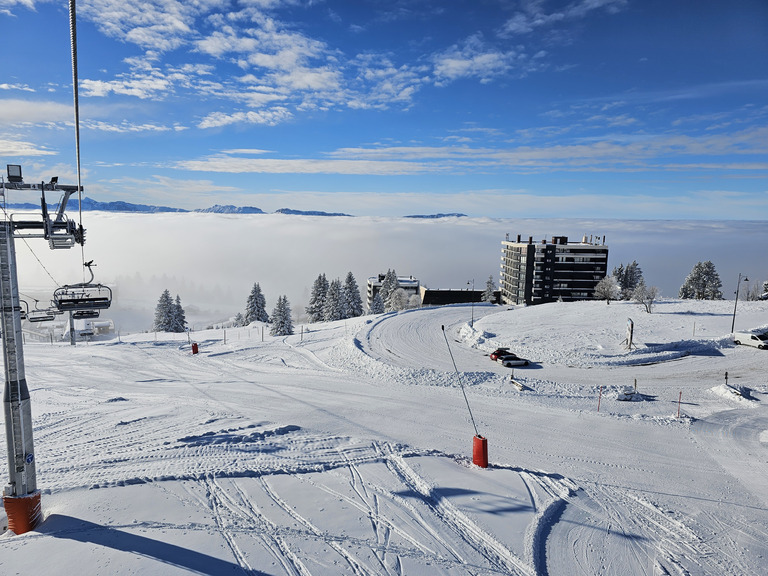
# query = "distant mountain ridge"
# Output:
<box><xmin>4</xmin><ymin>196</ymin><xmax>459</xmax><ymax>219</ymax></box>
<box><xmin>274</xmin><ymin>208</ymin><xmax>352</xmax><ymax>217</ymax></box>
<box><xmin>195</xmin><ymin>204</ymin><xmax>265</xmax><ymax>214</ymax></box>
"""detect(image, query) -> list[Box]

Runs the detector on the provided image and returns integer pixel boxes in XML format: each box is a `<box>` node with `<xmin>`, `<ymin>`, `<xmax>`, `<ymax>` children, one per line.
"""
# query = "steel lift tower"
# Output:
<box><xmin>2</xmin><ymin>164</ymin><xmax>85</xmax><ymax>533</ymax></box>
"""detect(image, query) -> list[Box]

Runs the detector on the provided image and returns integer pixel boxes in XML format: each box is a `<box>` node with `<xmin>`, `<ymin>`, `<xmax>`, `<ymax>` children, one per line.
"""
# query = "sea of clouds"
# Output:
<box><xmin>13</xmin><ymin>213</ymin><xmax>768</xmax><ymax>332</ymax></box>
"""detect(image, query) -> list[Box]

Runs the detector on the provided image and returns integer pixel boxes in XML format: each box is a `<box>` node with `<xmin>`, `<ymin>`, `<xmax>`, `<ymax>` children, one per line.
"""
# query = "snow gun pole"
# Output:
<box><xmin>442</xmin><ymin>325</ymin><xmax>488</xmax><ymax>468</ymax></box>
<box><xmin>441</xmin><ymin>325</ymin><xmax>479</xmax><ymax>436</ymax></box>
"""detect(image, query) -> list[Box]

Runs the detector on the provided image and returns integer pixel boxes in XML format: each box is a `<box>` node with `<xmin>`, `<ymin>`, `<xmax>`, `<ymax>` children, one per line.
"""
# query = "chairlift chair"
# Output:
<box><xmin>53</xmin><ymin>261</ymin><xmax>112</xmax><ymax>312</ymax></box>
<box><xmin>25</xmin><ymin>299</ymin><xmax>57</xmax><ymax>323</ymax></box>
<box><xmin>53</xmin><ymin>285</ymin><xmax>112</xmax><ymax>311</ymax></box>
<box><xmin>27</xmin><ymin>309</ymin><xmax>56</xmax><ymax>323</ymax></box>
<box><xmin>72</xmin><ymin>309</ymin><xmax>100</xmax><ymax>319</ymax></box>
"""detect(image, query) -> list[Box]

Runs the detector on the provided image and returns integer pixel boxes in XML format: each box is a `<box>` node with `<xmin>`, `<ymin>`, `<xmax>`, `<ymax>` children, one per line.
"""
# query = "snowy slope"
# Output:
<box><xmin>2</xmin><ymin>299</ymin><xmax>768</xmax><ymax>575</ymax></box>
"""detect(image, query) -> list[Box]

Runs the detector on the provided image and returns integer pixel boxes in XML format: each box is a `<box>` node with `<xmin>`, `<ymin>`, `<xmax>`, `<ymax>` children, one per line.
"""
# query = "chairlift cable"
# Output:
<box><xmin>69</xmin><ymin>0</ymin><xmax>86</xmax><ymax>281</ymax></box>
<box><xmin>17</xmin><ymin>235</ymin><xmax>61</xmax><ymax>288</ymax></box>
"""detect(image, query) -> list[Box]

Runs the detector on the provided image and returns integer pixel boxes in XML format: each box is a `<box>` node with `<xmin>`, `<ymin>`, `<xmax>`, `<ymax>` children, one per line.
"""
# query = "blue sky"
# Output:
<box><xmin>1</xmin><ymin>0</ymin><xmax>766</xmax><ymax>218</ymax></box>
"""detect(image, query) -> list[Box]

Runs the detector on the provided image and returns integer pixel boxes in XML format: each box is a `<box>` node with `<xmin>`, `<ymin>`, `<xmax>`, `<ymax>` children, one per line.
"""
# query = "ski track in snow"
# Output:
<box><xmin>3</xmin><ymin>299</ymin><xmax>768</xmax><ymax>575</ymax></box>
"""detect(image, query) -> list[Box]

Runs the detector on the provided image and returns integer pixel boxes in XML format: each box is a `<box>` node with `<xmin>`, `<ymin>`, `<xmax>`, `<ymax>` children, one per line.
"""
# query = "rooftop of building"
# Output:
<box><xmin>502</xmin><ymin>234</ymin><xmax>608</xmax><ymax>247</ymax></box>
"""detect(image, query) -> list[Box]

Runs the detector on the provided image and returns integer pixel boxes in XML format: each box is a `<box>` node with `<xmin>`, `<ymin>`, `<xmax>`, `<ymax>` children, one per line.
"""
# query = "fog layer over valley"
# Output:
<box><xmin>13</xmin><ymin>213</ymin><xmax>768</xmax><ymax>331</ymax></box>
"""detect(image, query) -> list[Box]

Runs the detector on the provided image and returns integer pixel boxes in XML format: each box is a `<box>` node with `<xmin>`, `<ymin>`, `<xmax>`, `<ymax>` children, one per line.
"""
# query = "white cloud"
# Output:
<box><xmin>501</xmin><ymin>0</ymin><xmax>628</xmax><ymax>36</ymax></box>
<box><xmin>176</xmin><ymin>155</ymin><xmax>434</xmax><ymax>175</ymax></box>
<box><xmin>195</xmin><ymin>18</ymin><xmax>347</xmax><ymax>109</ymax></box>
<box><xmin>197</xmin><ymin>107</ymin><xmax>291</xmax><ymax>128</ymax></box>
<box><xmin>81</xmin><ymin>74</ymin><xmax>173</xmax><ymax>100</ymax></box>
<box><xmin>195</xmin><ymin>27</ymin><xmax>260</xmax><ymax>58</ymax></box>
<box><xmin>0</xmin><ymin>82</ymin><xmax>35</xmax><ymax>92</ymax></box>
<box><xmin>81</xmin><ymin>0</ymin><xmax>213</xmax><ymax>51</ymax></box>
<box><xmin>220</xmin><ymin>148</ymin><xmax>271</xmax><ymax>155</ymax></box>
<box><xmin>0</xmin><ymin>0</ymin><xmax>36</xmax><ymax>15</ymax></box>
<box><xmin>432</xmin><ymin>34</ymin><xmax>515</xmax><ymax>84</ymax></box>
<box><xmin>0</xmin><ymin>98</ymin><xmax>72</xmax><ymax>125</ymax></box>
<box><xmin>177</xmin><ymin>124</ymin><xmax>768</xmax><ymax>178</ymax></box>
<box><xmin>0</xmin><ymin>137</ymin><xmax>58</xmax><ymax>156</ymax></box>
<box><xmin>348</xmin><ymin>54</ymin><xmax>426</xmax><ymax>109</ymax></box>
<box><xmin>82</xmin><ymin>120</ymin><xmax>177</xmax><ymax>133</ymax></box>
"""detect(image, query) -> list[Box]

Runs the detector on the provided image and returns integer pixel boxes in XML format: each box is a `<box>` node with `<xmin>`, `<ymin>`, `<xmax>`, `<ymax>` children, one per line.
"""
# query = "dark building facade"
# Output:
<box><xmin>500</xmin><ymin>234</ymin><xmax>609</xmax><ymax>306</ymax></box>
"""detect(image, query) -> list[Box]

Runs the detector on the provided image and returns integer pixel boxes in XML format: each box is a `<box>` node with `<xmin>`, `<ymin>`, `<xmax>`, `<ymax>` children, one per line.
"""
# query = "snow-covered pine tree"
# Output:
<box><xmin>378</xmin><ymin>269</ymin><xmax>397</xmax><ymax>310</ymax></box>
<box><xmin>153</xmin><ymin>289</ymin><xmax>174</xmax><ymax>332</ymax></box>
<box><xmin>679</xmin><ymin>261</ymin><xmax>723</xmax><ymax>300</ymax></box>
<box><xmin>172</xmin><ymin>295</ymin><xmax>187</xmax><ymax>333</ymax></box>
<box><xmin>270</xmin><ymin>295</ymin><xmax>294</xmax><ymax>336</ymax></box>
<box><xmin>612</xmin><ymin>261</ymin><xmax>643</xmax><ymax>299</ymax></box>
<box><xmin>233</xmin><ymin>312</ymin><xmax>245</xmax><ymax>327</ymax></box>
<box><xmin>380</xmin><ymin>269</ymin><xmax>401</xmax><ymax>312</ymax></box>
<box><xmin>323</xmin><ymin>278</ymin><xmax>344</xmax><ymax>322</ymax></box>
<box><xmin>245</xmin><ymin>283</ymin><xmax>269</xmax><ymax>324</ymax></box>
<box><xmin>482</xmin><ymin>275</ymin><xmax>496</xmax><ymax>303</ymax></box>
<box><xmin>342</xmin><ymin>271</ymin><xmax>364</xmax><ymax>318</ymax></box>
<box><xmin>305</xmin><ymin>273</ymin><xmax>329</xmax><ymax>323</ymax></box>
<box><xmin>369</xmin><ymin>292</ymin><xmax>385</xmax><ymax>314</ymax></box>
<box><xmin>611</xmin><ymin>263</ymin><xmax>625</xmax><ymax>289</ymax></box>
<box><xmin>624</xmin><ymin>261</ymin><xmax>643</xmax><ymax>297</ymax></box>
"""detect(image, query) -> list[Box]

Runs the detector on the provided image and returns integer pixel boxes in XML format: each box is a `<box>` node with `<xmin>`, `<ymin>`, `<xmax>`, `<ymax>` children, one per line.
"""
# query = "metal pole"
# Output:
<box><xmin>69</xmin><ymin>310</ymin><xmax>76</xmax><ymax>345</ymax></box>
<box><xmin>467</xmin><ymin>279</ymin><xmax>475</xmax><ymax>328</ymax></box>
<box><xmin>731</xmin><ymin>273</ymin><xmax>746</xmax><ymax>333</ymax></box>
<box><xmin>1</xmin><ymin>222</ymin><xmax>39</xmax><ymax>499</ymax></box>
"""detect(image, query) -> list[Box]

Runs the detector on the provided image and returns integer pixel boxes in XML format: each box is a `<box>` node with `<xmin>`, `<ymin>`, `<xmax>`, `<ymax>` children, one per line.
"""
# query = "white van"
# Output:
<box><xmin>733</xmin><ymin>330</ymin><xmax>768</xmax><ymax>350</ymax></box>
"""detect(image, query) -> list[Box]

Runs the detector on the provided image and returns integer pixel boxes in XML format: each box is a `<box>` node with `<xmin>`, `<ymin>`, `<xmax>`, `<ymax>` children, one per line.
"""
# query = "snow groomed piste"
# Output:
<box><xmin>2</xmin><ymin>299</ymin><xmax>767</xmax><ymax>574</ymax></box>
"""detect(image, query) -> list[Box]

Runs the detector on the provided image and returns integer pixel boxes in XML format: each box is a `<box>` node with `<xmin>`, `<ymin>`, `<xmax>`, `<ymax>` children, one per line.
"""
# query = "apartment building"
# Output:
<box><xmin>500</xmin><ymin>234</ymin><xmax>609</xmax><ymax>306</ymax></box>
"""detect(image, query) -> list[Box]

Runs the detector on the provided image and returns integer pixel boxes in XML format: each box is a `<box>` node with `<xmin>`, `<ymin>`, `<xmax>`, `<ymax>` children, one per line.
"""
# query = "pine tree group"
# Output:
<box><xmin>679</xmin><ymin>261</ymin><xmax>723</xmax><ymax>300</ymax></box>
<box><xmin>305</xmin><ymin>272</ymin><xmax>364</xmax><ymax>323</ymax></box>
<box><xmin>611</xmin><ymin>261</ymin><xmax>644</xmax><ymax>299</ymax></box>
<box><xmin>378</xmin><ymin>269</ymin><xmax>399</xmax><ymax>312</ymax></box>
<box><xmin>153</xmin><ymin>289</ymin><xmax>186</xmax><ymax>332</ymax></box>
